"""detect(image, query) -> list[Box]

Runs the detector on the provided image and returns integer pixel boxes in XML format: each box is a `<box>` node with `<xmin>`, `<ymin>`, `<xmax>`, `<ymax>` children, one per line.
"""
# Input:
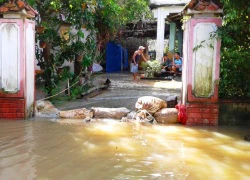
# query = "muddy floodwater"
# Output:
<box><xmin>0</xmin><ymin>120</ymin><xmax>250</xmax><ymax>180</ymax></box>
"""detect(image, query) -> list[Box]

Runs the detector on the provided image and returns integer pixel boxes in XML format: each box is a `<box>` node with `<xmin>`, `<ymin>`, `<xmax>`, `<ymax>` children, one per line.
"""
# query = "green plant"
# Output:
<box><xmin>217</xmin><ymin>0</ymin><xmax>250</xmax><ymax>99</ymax></box>
<box><xmin>0</xmin><ymin>0</ymin><xmax>152</xmax><ymax>98</ymax></box>
<box><xmin>142</xmin><ymin>60</ymin><xmax>162</xmax><ymax>78</ymax></box>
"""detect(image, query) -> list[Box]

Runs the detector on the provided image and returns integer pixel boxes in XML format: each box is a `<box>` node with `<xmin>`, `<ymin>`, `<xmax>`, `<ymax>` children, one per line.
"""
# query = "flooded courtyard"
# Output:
<box><xmin>0</xmin><ymin>119</ymin><xmax>250</xmax><ymax>180</ymax></box>
<box><xmin>1</xmin><ymin>73</ymin><xmax>249</xmax><ymax>179</ymax></box>
<box><xmin>52</xmin><ymin>72</ymin><xmax>182</xmax><ymax>110</ymax></box>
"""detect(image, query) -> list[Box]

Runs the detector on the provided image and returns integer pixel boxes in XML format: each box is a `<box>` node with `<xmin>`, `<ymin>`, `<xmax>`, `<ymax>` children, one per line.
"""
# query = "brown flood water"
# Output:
<box><xmin>0</xmin><ymin>119</ymin><xmax>250</xmax><ymax>180</ymax></box>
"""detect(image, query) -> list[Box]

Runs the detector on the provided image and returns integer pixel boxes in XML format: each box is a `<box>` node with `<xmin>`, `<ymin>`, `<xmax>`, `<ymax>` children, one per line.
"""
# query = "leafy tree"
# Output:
<box><xmin>34</xmin><ymin>0</ymin><xmax>98</xmax><ymax>96</ymax></box>
<box><xmin>94</xmin><ymin>0</ymin><xmax>152</xmax><ymax>51</ymax></box>
<box><xmin>218</xmin><ymin>0</ymin><xmax>250</xmax><ymax>98</ymax></box>
<box><xmin>0</xmin><ymin>0</ymin><xmax>151</xmax><ymax>98</ymax></box>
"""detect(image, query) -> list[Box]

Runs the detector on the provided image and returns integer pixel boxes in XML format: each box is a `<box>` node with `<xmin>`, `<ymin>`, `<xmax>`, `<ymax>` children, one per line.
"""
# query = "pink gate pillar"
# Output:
<box><xmin>182</xmin><ymin>1</ymin><xmax>223</xmax><ymax>125</ymax></box>
<box><xmin>0</xmin><ymin>2</ymin><xmax>37</xmax><ymax>119</ymax></box>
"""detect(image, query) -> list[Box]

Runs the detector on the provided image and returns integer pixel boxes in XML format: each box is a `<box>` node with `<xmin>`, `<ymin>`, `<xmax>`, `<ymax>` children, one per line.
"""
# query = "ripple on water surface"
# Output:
<box><xmin>0</xmin><ymin>119</ymin><xmax>250</xmax><ymax>179</ymax></box>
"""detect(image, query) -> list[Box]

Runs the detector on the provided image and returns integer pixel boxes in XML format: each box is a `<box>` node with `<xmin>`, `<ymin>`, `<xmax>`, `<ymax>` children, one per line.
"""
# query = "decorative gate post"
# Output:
<box><xmin>0</xmin><ymin>1</ymin><xmax>37</xmax><ymax>119</ymax></box>
<box><xmin>182</xmin><ymin>1</ymin><xmax>223</xmax><ymax>125</ymax></box>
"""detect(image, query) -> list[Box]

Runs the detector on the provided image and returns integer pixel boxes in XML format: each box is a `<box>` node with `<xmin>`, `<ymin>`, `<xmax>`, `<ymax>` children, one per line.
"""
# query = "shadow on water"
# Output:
<box><xmin>0</xmin><ymin>119</ymin><xmax>250</xmax><ymax>179</ymax></box>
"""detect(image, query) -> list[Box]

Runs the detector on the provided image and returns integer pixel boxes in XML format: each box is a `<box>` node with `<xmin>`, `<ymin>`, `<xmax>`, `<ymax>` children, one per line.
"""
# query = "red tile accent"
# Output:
<box><xmin>186</xmin><ymin>108</ymin><xmax>202</xmax><ymax>113</ymax></box>
<box><xmin>188</xmin><ymin>113</ymin><xmax>203</xmax><ymax>118</ymax></box>
<box><xmin>0</xmin><ymin>98</ymin><xmax>25</xmax><ymax>119</ymax></box>
<box><xmin>185</xmin><ymin>102</ymin><xmax>219</xmax><ymax>125</ymax></box>
<box><xmin>203</xmin><ymin>113</ymin><xmax>218</xmax><ymax>119</ymax></box>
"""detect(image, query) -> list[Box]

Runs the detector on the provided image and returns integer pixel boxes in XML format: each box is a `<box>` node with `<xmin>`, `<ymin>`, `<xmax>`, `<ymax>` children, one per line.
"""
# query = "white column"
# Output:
<box><xmin>156</xmin><ymin>15</ymin><xmax>165</xmax><ymax>62</ymax></box>
<box><xmin>154</xmin><ymin>8</ymin><xmax>169</xmax><ymax>62</ymax></box>
<box><xmin>25</xmin><ymin>19</ymin><xmax>35</xmax><ymax>118</ymax></box>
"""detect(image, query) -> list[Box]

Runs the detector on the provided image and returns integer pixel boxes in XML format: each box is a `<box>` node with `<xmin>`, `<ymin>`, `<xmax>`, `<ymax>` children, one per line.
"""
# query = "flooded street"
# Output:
<box><xmin>54</xmin><ymin>73</ymin><xmax>182</xmax><ymax>110</ymax></box>
<box><xmin>0</xmin><ymin>119</ymin><xmax>250</xmax><ymax>180</ymax></box>
<box><xmin>1</xmin><ymin>73</ymin><xmax>249</xmax><ymax>179</ymax></box>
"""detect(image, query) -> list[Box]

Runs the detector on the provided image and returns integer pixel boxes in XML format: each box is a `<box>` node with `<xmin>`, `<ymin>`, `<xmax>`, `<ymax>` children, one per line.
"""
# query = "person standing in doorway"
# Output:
<box><xmin>131</xmin><ymin>46</ymin><xmax>147</xmax><ymax>80</ymax></box>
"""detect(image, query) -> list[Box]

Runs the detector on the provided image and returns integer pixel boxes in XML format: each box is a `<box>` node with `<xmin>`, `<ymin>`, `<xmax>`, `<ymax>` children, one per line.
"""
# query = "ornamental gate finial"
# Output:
<box><xmin>187</xmin><ymin>0</ymin><xmax>220</xmax><ymax>11</ymax></box>
<box><xmin>0</xmin><ymin>0</ymin><xmax>37</xmax><ymax>17</ymax></box>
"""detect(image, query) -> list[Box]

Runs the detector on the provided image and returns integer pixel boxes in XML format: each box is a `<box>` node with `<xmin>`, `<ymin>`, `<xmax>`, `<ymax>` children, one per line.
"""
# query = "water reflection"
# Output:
<box><xmin>0</xmin><ymin>119</ymin><xmax>250</xmax><ymax>179</ymax></box>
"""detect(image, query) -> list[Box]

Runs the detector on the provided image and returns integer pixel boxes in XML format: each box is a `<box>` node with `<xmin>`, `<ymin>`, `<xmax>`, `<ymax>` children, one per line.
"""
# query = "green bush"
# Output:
<box><xmin>142</xmin><ymin>60</ymin><xmax>161</xmax><ymax>78</ymax></box>
<box><xmin>218</xmin><ymin>0</ymin><xmax>250</xmax><ymax>99</ymax></box>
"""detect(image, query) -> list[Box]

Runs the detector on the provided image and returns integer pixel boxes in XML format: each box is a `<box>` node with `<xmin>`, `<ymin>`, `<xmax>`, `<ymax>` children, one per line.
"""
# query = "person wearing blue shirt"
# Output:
<box><xmin>172</xmin><ymin>52</ymin><xmax>182</xmax><ymax>74</ymax></box>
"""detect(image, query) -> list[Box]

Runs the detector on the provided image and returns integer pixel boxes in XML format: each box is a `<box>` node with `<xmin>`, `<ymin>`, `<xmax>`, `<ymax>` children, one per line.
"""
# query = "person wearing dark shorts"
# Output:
<box><xmin>131</xmin><ymin>46</ymin><xmax>147</xmax><ymax>80</ymax></box>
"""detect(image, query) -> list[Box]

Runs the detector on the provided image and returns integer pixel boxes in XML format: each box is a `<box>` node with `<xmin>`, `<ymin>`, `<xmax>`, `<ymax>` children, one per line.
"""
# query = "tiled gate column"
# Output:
<box><xmin>182</xmin><ymin>10</ymin><xmax>223</xmax><ymax>125</ymax></box>
<box><xmin>0</xmin><ymin>2</ymin><xmax>37</xmax><ymax>119</ymax></box>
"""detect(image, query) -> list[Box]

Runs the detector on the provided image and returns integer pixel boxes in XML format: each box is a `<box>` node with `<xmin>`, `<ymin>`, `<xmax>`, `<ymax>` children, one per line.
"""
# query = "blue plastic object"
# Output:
<box><xmin>106</xmin><ymin>42</ymin><xmax>128</xmax><ymax>72</ymax></box>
